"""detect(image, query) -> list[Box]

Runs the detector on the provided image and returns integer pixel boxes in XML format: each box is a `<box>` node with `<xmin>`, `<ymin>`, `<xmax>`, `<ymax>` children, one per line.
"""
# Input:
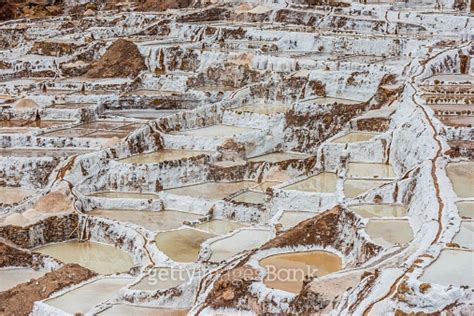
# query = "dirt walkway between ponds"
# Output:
<box><xmin>0</xmin><ymin>263</ymin><xmax>96</xmax><ymax>316</ymax></box>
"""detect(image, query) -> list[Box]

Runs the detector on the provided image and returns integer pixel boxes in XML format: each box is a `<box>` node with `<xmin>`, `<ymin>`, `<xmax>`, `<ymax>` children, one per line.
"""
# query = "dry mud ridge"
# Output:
<box><xmin>0</xmin><ymin>0</ymin><xmax>473</xmax><ymax>315</ymax></box>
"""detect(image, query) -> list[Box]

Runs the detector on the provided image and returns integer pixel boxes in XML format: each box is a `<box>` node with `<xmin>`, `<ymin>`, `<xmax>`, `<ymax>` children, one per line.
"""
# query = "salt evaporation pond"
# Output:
<box><xmin>209</xmin><ymin>229</ymin><xmax>272</xmax><ymax>262</ymax></box>
<box><xmin>155</xmin><ymin>228</ymin><xmax>215</xmax><ymax>262</ymax></box>
<box><xmin>165</xmin><ymin>181</ymin><xmax>255</xmax><ymax>200</ymax></box>
<box><xmin>252</xmin><ymin>181</ymin><xmax>282</xmax><ymax>191</ymax></box>
<box><xmin>196</xmin><ymin>219</ymin><xmax>247</xmax><ymax>235</ymax></box>
<box><xmin>452</xmin><ymin>221</ymin><xmax>473</xmax><ymax>249</ymax></box>
<box><xmin>283</xmin><ymin>172</ymin><xmax>338</xmax><ymax>193</ymax></box>
<box><xmin>365</xmin><ymin>220</ymin><xmax>413</xmax><ymax>247</ymax></box>
<box><xmin>100</xmin><ymin>305</ymin><xmax>189</xmax><ymax>316</ymax></box>
<box><xmin>234</xmin><ymin>103</ymin><xmax>290</xmax><ymax>115</ymax></box>
<box><xmin>0</xmin><ymin>187</ymin><xmax>35</xmax><ymax>204</ymax></box>
<box><xmin>420</xmin><ymin>249</ymin><xmax>474</xmax><ymax>287</ymax></box>
<box><xmin>331</xmin><ymin>132</ymin><xmax>379</xmax><ymax>143</ymax></box>
<box><xmin>119</xmin><ymin>149</ymin><xmax>210</xmax><ymax>164</ymax></box>
<box><xmin>446</xmin><ymin>162</ymin><xmax>474</xmax><ymax>198</ymax></box>
<box><xmin>277</xmin><ymin>211</ymin><xmax>315</xmax><ymax>230</ymax></box>
<box><xmin>457</xmin><ymin>201</ymin><xmax>473</xmax><ymax>218</ymax></box>
<box><xmin>88</xmin><ymin>209</ymin><xmax>201</xmax><ymax>231</ymax></box>
<box><xmin>35</xmin><ymin>241</ymin><xmax>134</xmax><ymax>274</ymax></box>
<box><xmin>172</xmin><ymin>124</ymin><xmax>258</xmax><ymax>137</ymax></box>
<box><xmin>347</xmin><ymin>162</ymin><xmax>396</xmax><ymax>179</ymax></box>
<box><xmin>45</xmin><ymin>278</ymin><xmax>132</xmax><ymax>314</ymax></box>
<box><xmin>131</xmin><ymin>267</ymin><xmax>191</xmax><ymax>291</ymax></box>
<box><xmin>0</xmin><ymin>267</ymin><xmax>46</xmax><ymax>291</ymax></box>
<box><xmin>231</xmin><ymin>191</ymin><xmax>268</xmax><ymax>204</ymax></box>
<box><xmin>349</xmin><ymin>204</ymin><xmax>407</xmax><ymax>218</ymax></box>
<box><xmin>87</xmin><ymin>191</ymin><xmax>159</xmax><ymax>199</ymax></box>
<box><xmin>343</xmin><ymin>179</ymin><xmax>391</xmax><ymax>198</ymax></box>
<box><xmin>247</xmin><ymin>152</ymin><xmax>311</xmax><ymax>162</ymax></box>
<box><xmin>260</xmin><ymin>251</ymin><xmax>342</xmax><ymax>293</ymax></box>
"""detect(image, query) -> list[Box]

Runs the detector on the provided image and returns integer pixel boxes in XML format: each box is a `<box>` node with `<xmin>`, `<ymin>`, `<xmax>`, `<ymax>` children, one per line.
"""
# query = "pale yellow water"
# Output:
<box><xmin>165</xmin><ymin>181</ymin><xmax>255</xmax><ymax>200</ymax></box>
<box><xmin>209</xmin><ymin>229</ymin><xmax>272</xmax><ymax>262</ymax></box>
<box><xmin>173</xmin><ymin>124</ymin><xmax>258</xmax><ymax>137</ymax></box>
<box><xmin>196</xmin><ymin>219</ymin><xmax>247</xmax><ymax>235</ymax></box>
<box><xmin>365</xmin><ymin>220</ymin><xmax>413</xmax><ymax>247</ymax></box>
<box><xmin>343</xmin><ymin>179</ymin><xmax>391</xmax><ymax>198</ymax></box>
<box><xmin>0</xmin><ymin>267</ymin><xmax>46</xmax><ymax>291</ymax></box>
<box><xmin>100</xmin><ymin>305</ymin><xmax>189</xmax><ymax>316</ymax></box>
<box><xmin>457</xmin><ymin>201</ymin><xmax>473</xmax><ymax>218</ymax></box>
<box><xmin>331</xmin><ymin>132</ymin><xmax>379</xmax><ymax>143</ymax></box>
<box><xmin>447</xmin><ymin>162</ymin><xmax>474</xmax><ymax>198</ymax></box>
<box><xmin>248</xmin><ymin>152</ymin><xmax>311</xmax><ymax>163</ymax></box>
<box><xmin>120</xmin><ymin>149</ymin><xmax>210</xmax><ymax>164</ymax></box>
<box><xmin>283</xmin><ymin>172</ymin><xmax>338</xmax><ymax>193</ymax></box>
<box><xmin>349</xmin><ymin>204</ymin><xmax>407</xmax><ymax>218</ymax></box>
<box><xmin>155</xmin><ymin>228</ymin><xmax>215</xmax><ymax>262</ymax></box>
<box><xmin>0</xmin><ymin>187</ymin><xmax>35</xmax><ymax>204</ymax></box>
<box><xmin>45</xmin><ymin>278</ymin><xmax>132</xmax><ymax>314</ymax></box>
<box><xmin>88</xmin><ymin>209</ymin><xmax>201</xmax><ymax>231</ymax></box>
<box><xmin>452</xmin><ymin>221</ymin><xmax>473</xmax><ymax>249</ymax></box>
<box><xmin>231</xmin><ymin>191</ymin><xmax>268</xmax><ymax>204</ymax></box>
<box><xmin>278</xmin><ymin>211</ymin><xmax>315</xmax><ymax>230</ymax></box>
<box><xmin>87</xmin><ymin>191</ymin><xmax>159</xmax><ymax>199</ymax></box>
<box><xmin>234</xmin><ymin>104</ymin><xmax>290</xmax><ymax>115</ymax></box>
<box><xmin>420</xmin><ymin>249</ymin><xmax>474</xmax><ymax>287</ymax></box>
<box><xmin>260</xmin><ymin>251</ymin><xmax>342</xmax><ymax>293</ymax></box>
<box><xmin>35</xmin><ymin>241</ymin><xmax>134</xmax><ymax>274</ymax></box>
<box><xmin>347</xmin><ymin>162</ymin><xmax>396</xmax><ymax>179</ymax></box>
<box><xmin>131</xmin><ymin>267</ymin><xmax>191</xmax><ymax>291</ymax></box>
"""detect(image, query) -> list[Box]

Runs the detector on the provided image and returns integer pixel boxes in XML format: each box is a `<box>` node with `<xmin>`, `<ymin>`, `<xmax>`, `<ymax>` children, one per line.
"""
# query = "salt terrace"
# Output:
<box><xmin>0</xmin><ymin>0</ymin><xmax>473</xmax><ymax>315</ymax></box>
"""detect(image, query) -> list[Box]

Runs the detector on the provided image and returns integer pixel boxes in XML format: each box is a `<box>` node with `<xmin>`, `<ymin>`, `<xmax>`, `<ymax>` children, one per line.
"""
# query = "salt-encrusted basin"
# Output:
<box><xmin>86</xmin><ymin>191</ymin><xmax>159</xmax><ymax>199</ymax></box>
<box><xmin>247</xmin><ymin>152</ymin><xmax>311</xmax><ymax>163</ymax></box>
<box><xmin>192</xmin><ymin>85</ymin><xmax>236</xmax><ymax>92</ymax></box>
<box><xmin>447</xmin><ymin>162</ymin><xmax>474</xmax><ymax>198</ymax></box>
<box><xmin>100</xmin><ymin>305</ymin><xmax>189</xmax><ymax>315</ymax></box>
<box><xmin>420</xmin><ymin>249</ymin><xmax>474</xmax><ymax>287</ymax></box>
<box><xmin>119</xmin><ymin>149</ymin><xmax>210</xmax><ymax>164</ymax></box>
<box><xmin>331</xmin><ymin>132</ymin><xmax>380</xmax><ymax>143</ymax></box>
<box><xmin>282</xmin><ymin>172</ymin><xmax>337</xmax><ymax>193</ymax></box>
<box><xmin>457</xmin><ymin>201</ymin><xmax>473</xmax><ymax>218</ymax></box>
<box><xmin>343</xmin><ymin>179</ymin><xmax>391</xmax><ymax>198</ymax></box>
<box><xmin>252</xmin><ymin>181</ymin><xmax>282</xmax><ymax>191</ymax></box>
<box><xmin>131</xmin><ymin>267</ymin><xmax>191</xmax><ymax>291</ymax></box>
<box><xmin>45</xmin><ymin>277</ymin><xmax>132</xmax><ymax>314</ymax></box>
<box><xmin>365</xmin><ymin>219</ymin><xmax>413</xmax><ymax>247</ymax></box>
<box><xmin>35</xmin><ymin>241</ymin><xmax>134</xmax><ymax>274</ymax></box>
<box><xmin>231</xmin><ymin>191</ymin><xmax>268</xmax><ymax>204</ymax></box>
<box><xmin>347</xmin><ymin>162</ymin><xmax>396</xmax><ymax>179</ymax></box>
<box><xmin>88</xmin><ymin>209</ymin><xmax>201</xmax><ymax>231</ymax></box>
<box><xmin>208</xmin><ymin>228</ymin><xmax>272</xmax><ymax>262</ymax></box>
<box><xmin>0</xmin><ymin>267</ymin><xmax>46</xmax><ymax>292</ymax></box>
<box><xmin>277</xmin><ymin>210</ymin><xmax>315</xmax><ymax>230</ymax></box>
<box><xmin>0</xmin><ymin>148</ymin><xmax>92</xmax><ymax>158</ymax></box>
<box><xmin>260</xmin><ymin>251</ymin><xmax>342</xmax><ymax>293</ymax></box>
<box><xmin>165</xmin><ymin>181</ymin><xmax>255</xmax><ymax>200</ymax></box>
<box><xmin>104</xmin><ymin>109</ymin><xmax>182</xmax><ymax>120</ymax></box>
<box><xmin>0</xmin><ymin>187</ymin><xmax>35</xmax><ymax>204</ymax></box>
<box><xmin>349</xmin><ymin>204</ymin><xmax>407</xmax><ymax>218</ymax></box>
<box><xmin>170</xmin><ymin>124</ymin><xmax>259</xmax><ymax>137</ymax></box>
<box><xmin>155</xmin><ymin>228</ymin><xmax>215</xmax><ymax>263</ymax></box>
<box><xmin>452</xmin><ymin>221</ymin><xmax>473</xmax><ymax>249</ymax></box>
<box><xmin>233</xmin><ymin>103</ymin><xmax>290</xmax><ymax>115</ymax></box>
<box><xmin>196</xmin><ymin>219</ymin><xmax>247</xmax><ymax>235</ymax></box>
<box><xmin>0</xmin><ymin>120</ymin><xmax>72</xmax><ymax>128</ymax></box>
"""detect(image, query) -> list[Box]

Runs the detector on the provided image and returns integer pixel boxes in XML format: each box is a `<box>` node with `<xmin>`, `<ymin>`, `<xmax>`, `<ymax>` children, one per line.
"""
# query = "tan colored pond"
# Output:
<box><xmin>165</xmin><ymin>181</ymin><xmax>255</xmax><ymax>200</ymax></box>
<box><xmin>0</xmin><ymin>267</ymin><xmax>46</xmax><ymax>291</ymax></box>
<box><xmin>172</xmin><ymin>124</ymin><xmax>258</xmax><ymax>137</ymax></box>
<box><xmin>234</xmin><ymin>103</ymin><xmax>290</xmax><ymax>115</ymax></box>
<box><xmin>88</xmin><ymin>209</ymin><xmax>201</xmax><ymax>231</ymax></box>
<box><xmin>120</xmin><ymin>149</ymin><xmax>210</xmax><ymax>164</ymax></box>
<box><xmin>131</xmin><ymin>267</ymin><xmax>191</xmax><ymax>291</ymax></box>
<box><xmin>447</xmin><ymin>162</ymin><xmax>474</xmax><ymax>198</ymax></box>
<box><xmin>100</xmin><ymin>305</ymin><xmax>189</xmax><ymax>316</ymax></box>
<box><xmin>347</xmin><ymin>162</ymin><xmax>396</xmax><ymax>179</ymax></box>
<box><xmin>155</xmin><ymin>228</ymin><xmax>215</xmax><ymax>262</ymax></box>
<box><xmin>457</xmin><ymin>201</ymin><xmax>473</xmax><ymax>218</ymax></box>
<box><xmin>343</xmin><ymin>179</ymin><xmax>391</xmax><ymax>198</ymax></box>
<box><xmin>45</xmin><ymin>278</ymin><xmax>132</xmax><ymax>314</ymax></box>
<box><xmin>452</xmin><ymin>221</ymin><xmax>473</xmax><ymax>249</ymax></box>
<box><xmin>349</xmin><ymin>204</ymin><xmax>407</xmax><ymax>218</ymax></box>
<box><xmin>331</xmin><ymin>132</ymin><xmax>379</xmax><ymax>143</ymax></box>
<box><xmin>87</xmin><ymin>191</ymin><xmax>159</xmax><ymax>199</ymax></box>
<box><xmin>365</xmin><ymin>220</ymin><xmax>413</xmax><ymax>247</ymax></box>
<box><xmin>248</xmin><ymin>152</ymin><xmax>311</xmax><ymax>163</ymax></box>
<box><xmin>283</xmin><ymin>172</ymin><xmax>337</xmax><ymax>193</ymax></box>
<box><xmin>209</xmin><ymin>229</ymin><xmax>272</xmax><ymax>262</ymax></box>
<box><xmin>35</xmin><ymin>241</ymin><xmax>134</xmax><ymax>274</ymax></box>
<box><xmin>277</xmin><ymin>211</ymin><xmax>315</xmax><ymax>230</ymax></box>
<box><xmin>0</xmin><ymin>187</ymin><xmax>35</xmax><ymax>204</ymax></box>
<box><xmin>260</xmin><ymin>251</ymin><xmax>342</xmax><ymax>293</ymax></box>
<box><xmin>42</xmin><ymin>128</ymin><xmax>96</xmax><ymax>138</ymax></box>
<box><xmin>231</xmin><ymin>191</ymin><xmax>268</xmax><ymax>204</ymax></box>
<box><xmin>25</xmin><ymin>120</ymin><xmax>72</xmax><ymax>128</ymax></box>
<box><xmin>196</xmin><ymin>219</ymin><xmax>247</xmax><ymax>235</ymax></box>
<box><xmin>252</xmin><ymin>181</ymin><xmax>282</xmax><ymax>191</ymax></box>
<box><xmin>420</xmin><ymin>249</ymin><xmax>473</xmax><ymax>287</ymax></box>
<box><xmin>78</xmin><ymin>121</ymin><xmax>134</xmax><ymax>130</ymax></box>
